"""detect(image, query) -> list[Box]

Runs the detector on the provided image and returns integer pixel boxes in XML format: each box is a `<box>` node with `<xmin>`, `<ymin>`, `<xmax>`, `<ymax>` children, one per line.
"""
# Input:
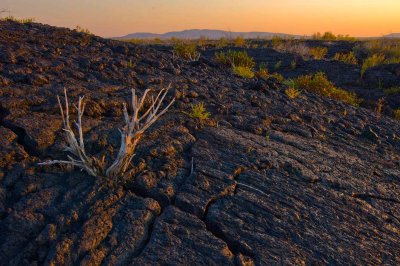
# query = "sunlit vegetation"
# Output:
<box><xmin>216</xmin><ymin>37</ymin><xmax>229</xmax><ymax>48</ymax></box>
<box><xmin>187</xmin><ymin>102</ymin><xmax>210</xmax><ymax>121</ymax></box>
<box><xmin>291</xmin><ymin>72</ymin><xmax>360</xmax><ymax>106</ymax></box>
<box><xmin>310</xmin><ymin>47</ymin><xmax>328</xmax><ymax>60</ymax></box>
<box><xmin>196</xmin><ymin>36</ymin><xmax>208</xmax><ymax>47</ymax></box>
<box><xmin>127</xmin><ymin>59</ymin><xmax>136</xmax><ymax>68</ymax></box>
<box><xmin>358</xmin><ymin>39</ymin><xmax>400</xmax><ymax>76</ymax></box>
<box><xmin>1</xmin><ymin>16</ymin><xmax>35</xmax><ymax>23</ymax></box>
<box><xmin>215</xmin><ymin>50</ymin><xmax>255</xmax><ymax>68</ymax></box>
<box><xmin>234</xmin><ymin>36</ymin><xmax>246</xmax><ymax>47</ymax></box>
<box><xmin>312</xmin><ymin>31</ymin><xmax>357</xmax><ymax>41</ymax></box>
<box><xmin>173</xmin><ymin>43</ymin><xmax>200</xmax><ymax>61</ymax></box>
<box><xmin>375</xmin><ymin>98</ymin><xmax>385</xmax><ymax>115</ymax></box>
<box><xmin>363</xmin><ymin>39</ymin><xmax>400</xmax><ymax>60</ymax></box>
<box><xmin>216</xmin><ymin>50</ymin><xmax>255</xmax><ymax>78</ymax></box>
<box><xmin>333</xmin><ymin>52</ymin><xmax>358</xmax><ymax>65</ymax></box>
<box><xmin>233</xmin><ymin>66</ymin><xmax>255</xmax><ymax>78</ymax></box>
<box><xmin>360</xmin><ymin>54</ymin><xmax>386</xmax><ymax>77</ymax></box>
<box><xmin>285</xmin><ymin>87</ymin><xmax>301</xmax><ymax>99</ymax></box>
<box><xmin>258</xmin><ymin>62</ymin><xmax>269</xmax><ymax>76</ymax></box>
<box><xmin>253</xmin><ymin>62</ymin><xmax>283</xmax><ymax>81</ymax></box>
<box><xmin>75</xmin><ymin>25</ymin><xmax>93</xmax><ymax>35</ymax></box>
<box><xmin>272</xmin><ymin>40</ymin><xmax>311</xmax><ymax>59</ymax></box>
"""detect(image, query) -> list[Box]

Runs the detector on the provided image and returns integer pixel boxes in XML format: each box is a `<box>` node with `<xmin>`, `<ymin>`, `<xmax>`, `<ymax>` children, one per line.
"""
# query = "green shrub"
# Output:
<box><xmin>384</xmin><ymin>57</ymin><xmax>400</xmax><ymax>64</ymax></box>
<box><xmin>233</xmin><ymin>66</ymin><xmax>254</xmax><ymax>78</ymax></box>
<box><xmin>384</xmin><ymin>87</ymin><xmax>400</xmax><ymax>95</ymax></box>
<box><xmin>127</xmin><ymin>60</ymin><xmax>136</xmax><ymax>68</ymax></box>
<box><xmin>333</xmin><ymin>52</ymin><xmax>358</xmax><ymax>65</ymax></box>
<box><xmin>174</xmin><ymin>43</ymin><xmax>200</xmax><ymax>61</ymax></box>
<box><xmin>285</xmin><ymin>87</ymin><xmax>301</xmax><ymax>99</ymax></box>
<box><xmin>257</xmin><ymin>63</ymin><xmax>269</xmax><ymax>78</ymax></box>
<box><xmin>292</xmin><ymin>72</ymin><xmax>360</xmax><ymax>106</ymax></box>
<box><xmin>188</xmin><ymin>103</ymin><xmax>210</xmax><ymax>120</ymax></box>
<box><xmin>361</xmin><ymin>54</ymin><xmax>385</xmax><ymax>77</ymax></box>
<box><xmin>234</xmin><ymin>36</ymin><xmax>245</xmax><ymax>47</ymax></box>
<box><xmin>216</xmin><ymin>37</ymin><xmax>229</xmax><ymax>48</ymax></box>
<box><xmin>215</xmin><ymin>50</ymin><xmax>255</xmax><ymax>68</ymax></box>
<box><xmin>310</xmin><ymin>47</ymin><xmax>328</xmax><ymax>59</ymax></box>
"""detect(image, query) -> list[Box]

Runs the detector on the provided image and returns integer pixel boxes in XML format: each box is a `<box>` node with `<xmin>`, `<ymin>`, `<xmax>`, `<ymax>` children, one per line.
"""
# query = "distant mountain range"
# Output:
<box><xmin>384</xmin><ymin>33</ymin><xmax>400</xmax><ymax>38</ymax></box>
<box><xmin>116</xmin><ymin>29</ymin><xmax>301</xmax><ymax>40</ymax></box>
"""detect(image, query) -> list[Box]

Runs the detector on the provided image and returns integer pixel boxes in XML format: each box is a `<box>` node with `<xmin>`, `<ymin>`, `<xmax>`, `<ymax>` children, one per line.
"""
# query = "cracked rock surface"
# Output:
<box><xmin>1</xmin><ymin>21</ymin><xmax>400</xmax><ymax>265</ymax></box>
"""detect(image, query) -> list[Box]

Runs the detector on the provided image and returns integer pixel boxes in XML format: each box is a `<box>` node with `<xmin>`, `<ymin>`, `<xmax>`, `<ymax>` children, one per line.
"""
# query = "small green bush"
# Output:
<box><xmin>333</xmin><ymin>52</ymin><xmax>358</xmax><ymax>65</ymax></box>
<box><xmin>310</xmin><ymin>47</ymin><xmax>328</xmax><ymax>60</ymax></box>
<box><xmin>174</xmin><ymin>43</ymin><xmax>200</xmax><ymax>61</ymax></box>
<box><xmin>215</xmin><ymin>50</ymin><xmax>255</xmax><ymax>68</ymax></box>
<box><xmin>361</xmin><ymin>54</ymin><xmax>385</xmax><ymax>77</ymax></box>
<box><xmin>188</xmin><ymin>103</ymin><xmax>210</xmax><ymax>120</ymax></box>
<box><xmin>216</xmin><ymin>37</ymin><xmax>229</xmax><ymax>48</ymax></box>
<box><xmin>292</xmin><ymin>72</ymin><xmax>360</xmax><ymax>106</ymax></box>
<box><xmin>127</xmin><ymin>60</ymin><xmax>136</xmax><ymax>68</ymax></box>
<box><xmin>285</xmin><ymin>87</ymin><xmax>301</xmax><ymax>99</ymax></box>
<box><xmin>234</xmin><ymin>36</ymin><xmax>245</xmax><ymax>47</ymax></box>
<box><xmin>233</xmin><ymin>66</ymin><xmax>254</xmax><ymax>78</ymax></box>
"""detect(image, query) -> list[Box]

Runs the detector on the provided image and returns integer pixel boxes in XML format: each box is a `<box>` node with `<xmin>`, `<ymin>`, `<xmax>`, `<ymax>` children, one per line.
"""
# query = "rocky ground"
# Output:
<box><xmin>1</xmin><ymin>21</ymin><xmax>400</xmax><ymax>265</ymax></box>
<box><xmin>201</xmin><ymin>40</ymin><xmax>400</xmax><ymax>113</ymax></box>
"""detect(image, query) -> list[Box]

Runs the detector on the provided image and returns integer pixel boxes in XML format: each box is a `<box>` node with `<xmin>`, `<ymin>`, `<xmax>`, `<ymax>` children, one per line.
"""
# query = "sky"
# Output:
<box><xmin>1</xmin><ymin>0</ymin><xmax>399</xmax><ymax>37</ymax></box>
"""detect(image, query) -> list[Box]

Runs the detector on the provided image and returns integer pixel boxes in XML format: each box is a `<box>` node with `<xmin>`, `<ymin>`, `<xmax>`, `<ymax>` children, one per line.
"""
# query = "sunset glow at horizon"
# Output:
<box><xmin>2</xmin><ymin>0</ymin><xmax>400</xmax><ymax>37</ymax></box>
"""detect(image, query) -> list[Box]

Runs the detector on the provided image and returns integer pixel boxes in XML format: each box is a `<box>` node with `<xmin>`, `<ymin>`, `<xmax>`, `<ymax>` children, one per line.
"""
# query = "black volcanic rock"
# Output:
<box><xmin>0</xmin><ymin>20</ymin><xmax>400</xmax><ymax>265</ymax></box>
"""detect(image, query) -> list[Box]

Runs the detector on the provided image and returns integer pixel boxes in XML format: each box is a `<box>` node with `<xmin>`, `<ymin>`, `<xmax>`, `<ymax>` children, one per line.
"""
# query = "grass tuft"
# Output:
<box><xmin>174</xmin><ymin>43</ymin><xmax>200</xmax><ymax>61</ymax></box>
<box><xmin>188</xmin><ymin>102</ymin><xmax>210</xmax><ymax>120</ymax></box>
<box><xmin>1</xmin><ymin>16</ymin><xmax>35</xmax><ymax>23</ymax></box>
<box><xmin>333</xmin><ymin>52</ymin><xmax>358</xmax><ymax>65</ymax></box>
<box><xmin>291</xmin><ymin>72</ymin><xmax>360</xmax><ymax>106</ymax></box>
<box><xmin>285</xmin><ymin>87</ymin><xmax>301</xmax><ymax>99</ymax></box>
<box><xmin>361</xmin><ymin>54</ymin><xmax>385</xmax><ymax>77</ymax></box>
<box><xmin>233</xmin><ymin>66</ymin><xmax>255</xmax><ymax>78</ymax></box>
<box><xmin>310</xmin><ymin>47</ymin><xmax>328</xmax><ymax>60</ymax></box>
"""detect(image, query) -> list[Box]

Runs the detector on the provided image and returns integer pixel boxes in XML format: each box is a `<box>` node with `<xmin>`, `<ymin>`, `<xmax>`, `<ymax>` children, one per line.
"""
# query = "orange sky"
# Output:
<box><xmin>2</xmin><ymin>0</ymin><xmax>400</xmax><ymax>37</ymax></box>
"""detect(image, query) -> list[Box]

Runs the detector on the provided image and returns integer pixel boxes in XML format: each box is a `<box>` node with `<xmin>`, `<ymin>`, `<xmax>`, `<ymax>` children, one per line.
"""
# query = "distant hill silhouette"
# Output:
<box><xmin>116</xmin><ymin>29</ymin><xmax>301</xmax><ymax>40</ymax></box>
<box><xmin>384</xmin><ymin>33</ymin><xmax>400</xmax><ymax>38</ymax></box>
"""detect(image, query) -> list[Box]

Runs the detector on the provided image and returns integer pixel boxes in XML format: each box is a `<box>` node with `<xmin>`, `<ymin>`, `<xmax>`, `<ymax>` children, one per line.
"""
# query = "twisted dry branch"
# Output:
<box><xmin>39</xmin><ymin>85</ymin><xmax>175</xmax><ymax>179</ymax></box>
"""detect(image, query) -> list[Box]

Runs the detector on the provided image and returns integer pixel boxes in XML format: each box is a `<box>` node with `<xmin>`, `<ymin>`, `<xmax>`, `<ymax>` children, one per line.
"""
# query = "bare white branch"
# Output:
<box><xmin>39</xmin><ymin>85</ymin><xmax>175</xmax><ymax>180</ymax></box>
